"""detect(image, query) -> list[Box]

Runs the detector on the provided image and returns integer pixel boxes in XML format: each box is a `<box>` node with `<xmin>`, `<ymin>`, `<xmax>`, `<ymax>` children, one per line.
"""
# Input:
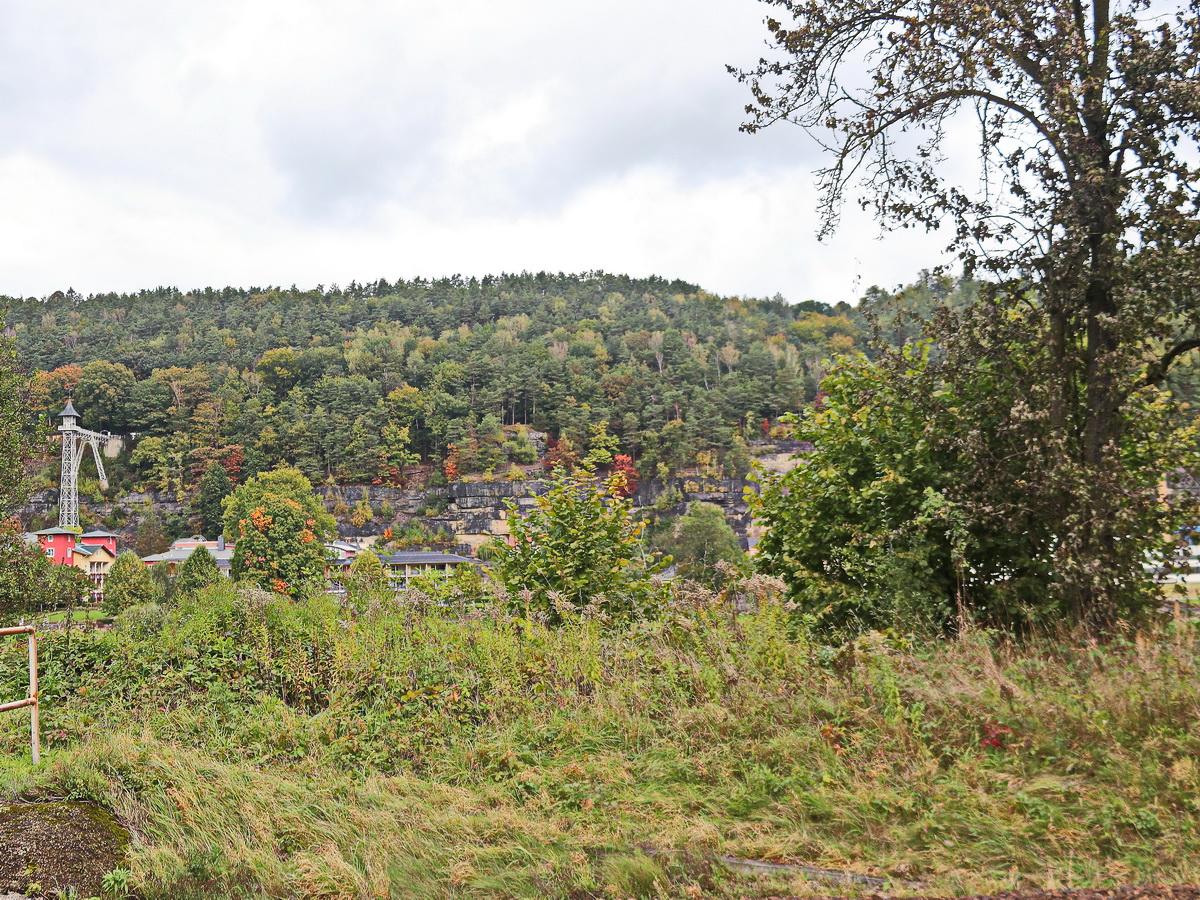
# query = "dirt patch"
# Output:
<box><xmin>0</xmin><ymin>801</ymin><xmax>128</xmax><ymax>898</ymax></box>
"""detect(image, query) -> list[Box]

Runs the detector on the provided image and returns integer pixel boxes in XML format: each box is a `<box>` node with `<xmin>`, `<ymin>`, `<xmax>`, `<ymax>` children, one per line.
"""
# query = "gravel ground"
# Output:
<box><xmin>0</xmin><ymin>801</ymin><xmax>128</xmax><ymax>899</ymax></box>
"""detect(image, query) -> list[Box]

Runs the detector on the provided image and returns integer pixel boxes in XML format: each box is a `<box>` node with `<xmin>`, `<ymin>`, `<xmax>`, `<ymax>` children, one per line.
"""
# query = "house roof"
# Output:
<box><xmin>74</xmin><ymin>544</ymin><xmax>115</xmax><ymax>559</ymax></box>
<box><xmin>34</xmin><ymin>527</ymin><xmax>77</xmax><ymax>536</ymax></box>
<box><xmin>382</xmin><ymin>552</ymin><xmax>474</xmax><ymax>566</ymax></box>
<box><xmin>80</xmin><ymin>529</ymin><xmax>119</xmax><ymax>539</ymax></box>
<box><xmin>143</xmin><ymin>545</ymin><xmax>234</xmax><ymax>568</ymax></box>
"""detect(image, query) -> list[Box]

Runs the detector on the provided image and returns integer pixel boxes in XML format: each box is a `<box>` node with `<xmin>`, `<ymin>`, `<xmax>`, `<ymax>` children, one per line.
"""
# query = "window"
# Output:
<box><xmin>45</xmin><ymin>548</ymin><xmax>54</xmax><ymax>558</ymax></box>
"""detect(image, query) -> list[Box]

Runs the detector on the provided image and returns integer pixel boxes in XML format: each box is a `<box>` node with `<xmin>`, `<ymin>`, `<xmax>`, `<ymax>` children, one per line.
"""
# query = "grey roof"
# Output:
<box><xmin>382</xmin><ymin>552</ymin><xmax>474</xmax><ymax>566</ymax></box>
<box><xmin>74</xmin><ymin>543</ymin><xmax>112</xmax><ymax>557</ymax></box>
<box><xmin>143</xmin><ymin>544</ymin><xmax>234</xmax><ymax>569</ymax></box>
<box><xmin>58</xmin><ymin>399</ymin><xmax>79</xmax><ymax>418</ymax></box>
<box><xmin>81</xmin><ymin>529</ymin><xmax>119</xmax><ymax>539</ymax></box>
<box><xmin>34</xmin><ymin>527</ymin><xmax>77</xmax><ymax>536</ymax></box>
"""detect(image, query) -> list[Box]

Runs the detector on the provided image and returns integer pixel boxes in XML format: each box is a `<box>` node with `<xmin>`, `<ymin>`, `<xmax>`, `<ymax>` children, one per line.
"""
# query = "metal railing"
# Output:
<box><xmin>0</xmin><ymin>626</ymin><xmax>39</xmax><ymax>764</ymax></box>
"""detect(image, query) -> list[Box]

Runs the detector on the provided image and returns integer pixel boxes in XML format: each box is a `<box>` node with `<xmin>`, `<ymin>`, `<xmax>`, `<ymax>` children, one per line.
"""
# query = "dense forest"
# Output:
<box><xmin>2</xmin><ymin>270</ymin><xmax>970</xmax><ymax>494</ymax></box>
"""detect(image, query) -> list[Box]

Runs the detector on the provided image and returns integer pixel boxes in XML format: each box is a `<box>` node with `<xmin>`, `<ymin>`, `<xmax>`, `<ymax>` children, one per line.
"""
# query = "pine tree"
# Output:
<box><xmin>195</xmin><ymin>462</ymin><xmax>233</xmax><ymax>539</ymax></box>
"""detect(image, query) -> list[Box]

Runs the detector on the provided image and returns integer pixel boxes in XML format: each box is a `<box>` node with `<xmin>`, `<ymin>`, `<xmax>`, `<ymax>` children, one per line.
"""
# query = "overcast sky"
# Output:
<box><xmin>0</xmin><ymin>1</ymin><xmax>952</xmax><ymax>305</ymax></box>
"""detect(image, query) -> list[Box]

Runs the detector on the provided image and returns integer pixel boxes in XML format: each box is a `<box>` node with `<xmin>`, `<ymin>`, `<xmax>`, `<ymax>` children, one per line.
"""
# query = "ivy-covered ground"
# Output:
<box><xmin>0</xmin><ymin>580</ymin><xmax>1196</xmax><ymax>899</ymax></box>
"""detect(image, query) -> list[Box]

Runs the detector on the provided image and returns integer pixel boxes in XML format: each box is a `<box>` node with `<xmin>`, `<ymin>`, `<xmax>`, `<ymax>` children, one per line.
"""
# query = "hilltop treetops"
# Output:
<box><xmin>4</xmin><ymin>272</ymin><xmax>876</xmax><ymax>493</ymax></box>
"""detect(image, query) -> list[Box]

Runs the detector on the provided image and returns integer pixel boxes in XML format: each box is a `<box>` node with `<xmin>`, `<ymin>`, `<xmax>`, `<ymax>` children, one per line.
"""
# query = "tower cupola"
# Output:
<box><xmin>58</xmin><ymin>399</ymin><xmax>79</xmax><ymax>431</ymax></box>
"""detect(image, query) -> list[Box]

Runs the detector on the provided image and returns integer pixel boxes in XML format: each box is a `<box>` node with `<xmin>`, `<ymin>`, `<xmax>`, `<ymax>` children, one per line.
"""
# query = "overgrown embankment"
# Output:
<box><xmin>0</xmin><ymin>583</ymin><xmax>1196</xmax><ymax>898</ymax></box>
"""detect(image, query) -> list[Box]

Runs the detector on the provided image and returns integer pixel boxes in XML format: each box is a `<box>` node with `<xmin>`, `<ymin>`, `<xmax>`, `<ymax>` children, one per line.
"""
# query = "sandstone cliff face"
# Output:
<box><xmin>413</xmin><ymin>477</ymin><xmax>759</xmax><ymax>553</ymax></box>
<box><xmin>19</xmin><ymin>478</ymin><xmax>762</xmax><ymax>555</ymax></box>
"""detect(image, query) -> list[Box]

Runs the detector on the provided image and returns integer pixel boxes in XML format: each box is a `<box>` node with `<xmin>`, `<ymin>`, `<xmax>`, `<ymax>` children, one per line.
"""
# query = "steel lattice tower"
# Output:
<box><xmin>57</xmin><ymin>400</ymin><xmax>110</xmax><ymax>531</ymax></box>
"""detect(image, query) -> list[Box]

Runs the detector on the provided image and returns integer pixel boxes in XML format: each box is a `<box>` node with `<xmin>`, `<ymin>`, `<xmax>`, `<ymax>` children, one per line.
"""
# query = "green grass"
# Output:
<box><xmin>40</xmin><ymin>607</ymin><xmax>109</xmax><ymax>624</ymax></box>
<box><xmin>0</xmin><ymin>581</ymin><xmax>1196</xmax><ymax>898</ymax></box>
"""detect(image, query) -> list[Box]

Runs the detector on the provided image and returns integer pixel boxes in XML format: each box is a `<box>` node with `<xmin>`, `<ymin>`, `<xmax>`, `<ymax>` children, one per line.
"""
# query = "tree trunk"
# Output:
<box><xmin>1083</xmin><ymin>277</ymin><xmax>1119</xmax><ymax>467</ymax></box>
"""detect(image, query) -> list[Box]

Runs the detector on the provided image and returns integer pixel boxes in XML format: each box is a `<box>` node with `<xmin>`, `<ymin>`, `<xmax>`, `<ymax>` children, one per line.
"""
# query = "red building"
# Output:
<box><xmin>80</xmin><ymin>530</ymin><xmax>119</xmax><ymax>556</ymax></box>
<box><xmin>33</xmin><ymin>527</ymin><xmax>77</xmax><ymax>564</ymax></box>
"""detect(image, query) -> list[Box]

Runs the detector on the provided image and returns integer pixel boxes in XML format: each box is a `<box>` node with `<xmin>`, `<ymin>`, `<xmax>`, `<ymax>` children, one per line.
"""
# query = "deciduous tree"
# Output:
<box><xmin>344</xmin><ymin>549</ymin><xmax>391</xmax><ymax>612</ymax></box>
<box><xmin>75</xmin><ymin>360</ymin><xmax>136</xmax><ymax>432</ymax></box>
<box><xmin>104</xmin><ymin>551</ymin><xmax>161</xmax><ymax>615</ymax></box>
<box><xmin>175</xmin><ymin>545</ymin><xmax>221</xmax><ymax>597</ymax></box>
<box><xmin>652</xmin><ymin>501</ymin><xmax>743</xmax><ymax>589</ymax></box>
<box><xmin>224</xmin><ymin>467</ymin><xmax>336</xmax><ymax>596</ymax></box>
<box><xmin>494</xmin><ymin>465</ymin><xmax>666</xmax><ymax>623</ymax></box>
<box><xmin>735</xmin><ymin>0</ymin><xmax>1200</xmax><ymax>621</ymax></box>
<box><xmin>755</xmin><ymin>336</ymin><xmax>1198</xmax><ymax>632</ymax></box>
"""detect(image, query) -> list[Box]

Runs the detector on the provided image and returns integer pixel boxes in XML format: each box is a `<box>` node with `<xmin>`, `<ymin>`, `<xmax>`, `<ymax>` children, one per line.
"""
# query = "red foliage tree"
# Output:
<box><xmin>610</xmin><ymin>454</ymin><xmax>638</xmax><ymax>497</ymax></box>
<box><xmin>443</xmin><ymin>445</ymin><xmax>461</xmax><ymax>483</ymax></box>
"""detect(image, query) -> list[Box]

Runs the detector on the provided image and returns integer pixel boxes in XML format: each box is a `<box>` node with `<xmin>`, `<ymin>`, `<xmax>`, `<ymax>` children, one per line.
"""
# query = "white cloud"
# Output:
<box><xmin>0</xmin><ymin>0</ymin><xmax>952</xmax><ymax>304</ymax></box>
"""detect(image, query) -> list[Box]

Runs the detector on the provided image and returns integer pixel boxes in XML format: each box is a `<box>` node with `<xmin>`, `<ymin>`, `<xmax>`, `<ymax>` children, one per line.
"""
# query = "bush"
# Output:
<box><xmin>651</xmin><ymin>501</ymin><xmax>743</xmax><ymax>588</ymax></box>
<box><xmin>493</xmin><ymin>465</ymin><xmax>667</xmax><ymax>623</ymax></box>
<box><xmin>503</xmin><ymin>432</ymin><xmax>538</xmax><ymax>465</ymax></box>
<box><xmin>175</xmin><ymin>545</ymin><xmax>221</xmax><ymax>598</ymax></box>
<box><xmin>103</xmin><ymin>551</ymin><xmax>161</xmax><ymax>616</ymax></box>
<box><xmin>754</xmin><ymin>342</ymin><xmax>1198</xmax><ymax>633</ymax></box>
<box><xmin>350</xmin><ymin>498</ymin><xmax>373</xmax><ymax>527</ymax></box>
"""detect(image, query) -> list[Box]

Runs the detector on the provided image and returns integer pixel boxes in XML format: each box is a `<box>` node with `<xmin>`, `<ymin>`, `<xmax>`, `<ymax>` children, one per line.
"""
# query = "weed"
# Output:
<box><xmin>0</xmin><ymin>582</ymin><xmax>1194</xmax><ymax>898</ymax></box>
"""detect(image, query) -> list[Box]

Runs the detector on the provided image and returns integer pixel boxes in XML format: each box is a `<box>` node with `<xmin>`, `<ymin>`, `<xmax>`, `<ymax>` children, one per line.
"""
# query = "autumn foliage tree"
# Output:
<box><xmin>736</xmin><ymin>0</ymin><xmax>1200</xmax><ymax>622</ymax></box>
<box><xmin>224</xmin><ymin>467</ymin><xmax>336</xmax><ymax>596</ymax></box>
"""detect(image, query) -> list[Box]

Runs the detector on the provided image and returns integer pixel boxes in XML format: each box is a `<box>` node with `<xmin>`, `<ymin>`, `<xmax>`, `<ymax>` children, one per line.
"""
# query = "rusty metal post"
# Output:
<box><xmin>28</xmin><ymin>629</ymin><xmax>39</xmax><ymax>766</ymax></box>
<box><xmin>0</xmin><ymin>626</ymin><xmax>41</xmax><ymax>765</ymax></box>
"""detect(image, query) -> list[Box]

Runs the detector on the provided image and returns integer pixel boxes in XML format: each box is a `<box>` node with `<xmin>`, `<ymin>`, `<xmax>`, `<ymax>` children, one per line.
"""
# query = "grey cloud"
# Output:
<box><xmin>253</xmin><ymin>4</ymin><xmax>814</xmax><ymax>222</ymax></box>
<box><xmin>0</xmin><ymin>0</ymin><xmax>947</xmax><ymax>303</ymax></box>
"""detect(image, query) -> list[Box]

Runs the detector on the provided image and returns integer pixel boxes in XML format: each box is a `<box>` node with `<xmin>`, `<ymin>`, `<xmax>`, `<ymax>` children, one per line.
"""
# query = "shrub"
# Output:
<box><xmin>103</xmin><ymin>551</ymin><xmax>161</xmax><ymax>616</ymax></box>
<box><xmin>350</xmin><ymin>498</ymin><xmax>373</xmax><ymax>527</ymax></box>
<box><xmin>175</xmin><ymin>545</ymin><xmax>221</xmax><ymax>598</ymax></box>
<box><xmin>754</xmin><ymin>343</ymin><xmax>1199</xmax><ymax>633</ymax></box>
<box><xmin>651</xmin><ymin>501</ymin><xmax>743</xmax><ymax>588</ymax></box>
<box><xmin>493</xmin><ymin>465</ymin><xmax>666</xmax><ymax>623</ymax></box>
<box><xmin>503</xmin><ymin>432</ymin><xmax>538</xmax><ymax>465</ymax></box>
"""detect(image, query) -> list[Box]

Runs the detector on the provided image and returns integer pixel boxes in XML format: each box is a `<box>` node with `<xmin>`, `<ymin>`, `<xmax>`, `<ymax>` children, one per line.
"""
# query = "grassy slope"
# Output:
<box><xmin>0</xmin><ymin>582</ymin><xmax>1196</xmax><ymax>899</ymax></box>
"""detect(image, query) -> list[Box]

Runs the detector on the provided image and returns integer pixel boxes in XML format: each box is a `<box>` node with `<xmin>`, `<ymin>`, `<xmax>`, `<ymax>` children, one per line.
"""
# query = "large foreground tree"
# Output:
<box><xmin>736</xmin><ymin>0</ymin><xmax>1200</xmax><ymax>621</ymax></box>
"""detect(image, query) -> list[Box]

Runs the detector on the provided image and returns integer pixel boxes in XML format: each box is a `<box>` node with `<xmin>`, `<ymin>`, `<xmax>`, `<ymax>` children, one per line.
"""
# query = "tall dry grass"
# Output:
<box><xmin>0</xmin><ymin>580</ymin><xmax>1194</xmax><ymax>898</ymax></box>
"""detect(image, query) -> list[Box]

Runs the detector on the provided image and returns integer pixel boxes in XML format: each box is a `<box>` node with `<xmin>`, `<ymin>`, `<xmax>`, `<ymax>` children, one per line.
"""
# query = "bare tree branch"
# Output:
<box><xmin>1144</xmin><ymin>338</ymin><xmax>1200</xmax><ymax>386</ymax></box>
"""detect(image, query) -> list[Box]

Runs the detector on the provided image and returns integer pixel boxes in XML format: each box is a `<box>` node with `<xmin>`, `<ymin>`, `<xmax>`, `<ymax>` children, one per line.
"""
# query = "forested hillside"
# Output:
<box><xmin>3</xmin><ymin>272</ymin><xmax>874</xmax><ymax>491</ymax></box>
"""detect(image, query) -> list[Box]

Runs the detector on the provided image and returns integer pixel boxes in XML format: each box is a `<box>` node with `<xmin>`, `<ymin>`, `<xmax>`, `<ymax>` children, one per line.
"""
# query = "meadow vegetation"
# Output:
<box><xmin>0</xmin><ymin>576</ymin><xmax>1195</xmax><ymax>899</ymax></box>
